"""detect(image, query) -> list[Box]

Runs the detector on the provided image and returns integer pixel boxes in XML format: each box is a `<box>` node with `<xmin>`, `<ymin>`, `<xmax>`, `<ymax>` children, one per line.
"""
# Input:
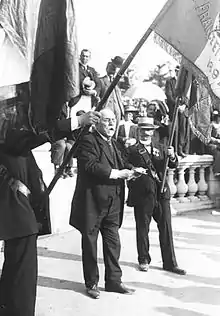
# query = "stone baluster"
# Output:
<box><xmin>187</xmin><ymin>165</ymin><xmax>199</xmax><ymax>201</ymax></box>
<box><xmin>208</xmin><ymin>165</ymin><xmax>220</xmax><ymax>208</ymax></box>
<box><xmin>176</xmin><ymin>164</ymin><xmax>189</xmax><ymax>202</ymax></box>
<box><xmin>167</xmin><ymin>168</ymin><xmax>177</xmax><ymax>199</ymax></box>
<box><xmin>197</xmin><ymin>165</ymin><xmax>209</xmax><ymax>200</ymax></box>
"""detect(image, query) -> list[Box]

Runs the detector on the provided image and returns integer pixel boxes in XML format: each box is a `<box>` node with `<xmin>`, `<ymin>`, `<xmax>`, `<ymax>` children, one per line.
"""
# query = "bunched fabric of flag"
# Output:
<box><xmin>153</xmin><ymin>0</ymin><xmax>220</xmax><ymax>144</ymax></box>
<box><xmin>0</xmin><ymin>0</ymin><xmax>79</xmax><ymax>154</ymax></box>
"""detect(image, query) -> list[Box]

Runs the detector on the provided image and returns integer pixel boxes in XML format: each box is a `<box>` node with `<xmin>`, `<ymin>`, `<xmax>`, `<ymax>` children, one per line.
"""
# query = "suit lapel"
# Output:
<box><xmin>94</xmin><ymin>131</ymin><xmax>124</xmax><ymax>168</ymax></box>
<box><xmin>112</xmin><ymin>140</ymin><xmax>123</xmax><ymax>168</ymax></box>
<box><xmin>95</xmin><ymin>132</ymin><xmax>114</xmax><ymax>166</ymax></box>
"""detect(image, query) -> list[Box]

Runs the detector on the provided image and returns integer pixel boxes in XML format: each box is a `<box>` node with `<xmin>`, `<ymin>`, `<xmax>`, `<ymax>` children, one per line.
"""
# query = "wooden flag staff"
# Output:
<box><xmin>160</xmin><ymin>66</ymin><xmax>189</xmax><ymax>194</ymax></box>
<box><xmin>45</xmin><ymin>0</ymin><xmax>174</xmax><ymax>197</ymax></box>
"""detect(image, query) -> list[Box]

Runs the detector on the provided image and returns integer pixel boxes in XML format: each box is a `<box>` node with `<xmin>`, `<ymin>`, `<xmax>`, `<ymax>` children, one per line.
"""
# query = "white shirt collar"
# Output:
<box><xmin>140</xmin><ymin>140</ymin><xmax>151</xmax><ymax>152</ymax></box>
<box><xmin>95</xmin><ymin>129</ymin><xmax>111</xmax><ymax>142</ymax></box>
<box><xmin>80</xmin><ymin>61</ymin><xmax>88</xmax><ymax>69</ymax></box>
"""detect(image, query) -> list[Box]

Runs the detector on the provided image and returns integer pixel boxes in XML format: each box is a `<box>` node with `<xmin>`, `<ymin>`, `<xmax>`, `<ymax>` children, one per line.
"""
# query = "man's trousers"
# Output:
<box><xmin>0</xmin><ymin>234</ymin><xmax>37</xmax><ymax>316</ymax></box>
<box><xmin>81</xmin><ymin>195</ymin><xmax>122</xmax><ymax>288</ymax></box>
<box><xmin>134</xmin><ymin>193</ymin><xmax>177</xmax><ymax>268</ymax></box>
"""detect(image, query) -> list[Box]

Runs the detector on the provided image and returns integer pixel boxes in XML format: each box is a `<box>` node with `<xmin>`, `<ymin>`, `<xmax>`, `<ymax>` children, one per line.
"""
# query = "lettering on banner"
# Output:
<box><xmin>194</xmin><ymin>1</ymin><xmax>213</xmax><ymax>37</ymax></box>
<box><xmin>205</xmin><ymin>12</ymin><xmax>220</xmax><ymax>87</ymax></box>
<box><xmin>194</xmin><ymin>0</ymin><xmax>220</xmax><ymax>96</ymax></box>
<box><xmin>207</xmin><ymin>59</ymin><xmax>220</xmax><ymax>86</ymax></box>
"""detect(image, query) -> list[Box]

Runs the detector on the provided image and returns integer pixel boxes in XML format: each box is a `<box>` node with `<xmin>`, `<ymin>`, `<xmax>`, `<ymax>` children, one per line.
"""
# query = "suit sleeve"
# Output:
<box><xmin>89</xmin><ymin>67</ymin><xmax>102</xmax><ymax>97</ymax></box>
<box><xmin>98</xmin><ymin>78</ymin><xmax>107</xmax><ymax>99</ymax></box>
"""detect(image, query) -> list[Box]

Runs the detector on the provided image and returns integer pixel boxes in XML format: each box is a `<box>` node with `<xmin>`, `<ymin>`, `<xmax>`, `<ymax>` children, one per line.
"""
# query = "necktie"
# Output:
<box><xmin>107</xmin><ymin>139</ymin><xmax>114</xmax><ymax>155</ymax></box>
<box><xmin>107</xmin><ymin>139</ymin><xmax>118</xmax><ymax>168</ymax></box>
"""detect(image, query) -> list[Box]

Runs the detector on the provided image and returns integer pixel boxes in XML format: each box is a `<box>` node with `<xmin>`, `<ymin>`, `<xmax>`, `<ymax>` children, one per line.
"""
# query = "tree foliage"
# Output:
<box><xmin>145</xmin><ymin>63</ymin><xmax>168</xmax><ymax>88</ymax></box>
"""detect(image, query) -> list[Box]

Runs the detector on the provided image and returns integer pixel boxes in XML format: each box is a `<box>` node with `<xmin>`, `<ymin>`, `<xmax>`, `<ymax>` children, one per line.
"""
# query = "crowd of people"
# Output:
<box><xmin>50</xmin><ymin>50</ymin><xmax>197</xmax><ymax>181</ymax></box>
<box><xmin>2</xmin><ymin>47</ymin><xmax>220</xmax><ymax>315</ymax></box>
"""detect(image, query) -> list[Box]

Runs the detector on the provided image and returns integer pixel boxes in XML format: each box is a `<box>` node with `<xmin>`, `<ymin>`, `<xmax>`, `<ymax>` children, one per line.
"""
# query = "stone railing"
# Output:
<box><xmin>167</xmin><ymin>154</ymin><xmax>220</xmax><ymax>214</ymax></box>
<box><xmin>32</xmin><ymin>145</ymin><xmax>220</xmax><ymax>233</ymax></box>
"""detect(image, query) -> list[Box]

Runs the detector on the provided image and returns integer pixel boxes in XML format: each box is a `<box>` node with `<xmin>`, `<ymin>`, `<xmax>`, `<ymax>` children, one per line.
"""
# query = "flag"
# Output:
<box><xmin>188</xmin><ymin>76</ymin><xmax>213</xmax><ymax>144</ymax></box>
<box><xmin>0</xmin><ymin>0</ymin><xmax>79</xmax><ymax>153</ymax></box>
<box><xmin>30</xmin><ymin>0</ymin><xmax>79</xmax><ymax>133</ymax></box>
<box><xmin>153</xmin><ymin>0</ymin><xmax>220</xmax><ymax>143</ymax></box>
<box><xmin>153</xmin><ymin>0</ymin><xmax>220</xmax><ymax>99</ymax></box>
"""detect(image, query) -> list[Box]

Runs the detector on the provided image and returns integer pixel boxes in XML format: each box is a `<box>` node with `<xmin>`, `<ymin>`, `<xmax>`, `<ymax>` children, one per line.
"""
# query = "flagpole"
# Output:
<box><xmin>45</xmin><ymin>0</ymin><xmax>174</xmax><ymax>197</ymax></box>
<box><xmin>160</xmin><ymin>66</ymin><xmax>188</xmax><ymax>193</ymax></box>
<box><xmin>45</xmin><ymin>32</ymin><xmax>154</xmax><ymax>196</ymax></box>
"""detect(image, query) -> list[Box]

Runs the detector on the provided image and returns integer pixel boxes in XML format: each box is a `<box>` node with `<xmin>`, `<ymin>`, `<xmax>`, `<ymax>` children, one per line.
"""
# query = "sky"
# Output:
<box><xmin>74</xmin><ymin>0</ymin><xmax>177</xmax><ymax>77</ymax></box>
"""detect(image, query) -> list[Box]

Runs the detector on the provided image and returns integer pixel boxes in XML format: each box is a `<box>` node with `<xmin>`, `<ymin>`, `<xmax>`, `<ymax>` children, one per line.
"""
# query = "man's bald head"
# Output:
<box><xmin>96</xmin><ymin>108</ymin><xmax>116</xmax><ymax>138</ymax></box>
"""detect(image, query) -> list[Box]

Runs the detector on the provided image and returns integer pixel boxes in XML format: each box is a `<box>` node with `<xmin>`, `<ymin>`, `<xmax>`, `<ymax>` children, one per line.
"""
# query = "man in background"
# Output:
<box><xmin>165</xmin><ymin>65</ymin><xmax>189</xmax><ymax>157</ymax></box>
<box><xmin>117</xmin><ymin>105</ymin><xmax>138</xmax><ymax>154</ymax></box>
<box><xmin>99</xmin><ymin>56</ymin><xmax>125</xmax><ymax>136</ymax></box>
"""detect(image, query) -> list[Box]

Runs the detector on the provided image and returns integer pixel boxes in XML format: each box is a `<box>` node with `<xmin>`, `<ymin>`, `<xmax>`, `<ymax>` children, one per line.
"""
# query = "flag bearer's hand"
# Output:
<box><xmin>78</xmin><ymin>111</ymin><xmax>101</xmax><ymax>126</ymax></box>
<box><xmin>167</xmin><ymin>146</ymin><xmax>175</xmax><ymax>160</ymax></box>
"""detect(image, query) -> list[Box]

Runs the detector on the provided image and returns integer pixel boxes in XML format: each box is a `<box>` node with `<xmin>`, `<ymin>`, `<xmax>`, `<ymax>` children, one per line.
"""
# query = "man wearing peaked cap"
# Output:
<box><xmin>125</xmin><ymin>115</ymin><xmax>186</xmax><ymax>275</ymax></box>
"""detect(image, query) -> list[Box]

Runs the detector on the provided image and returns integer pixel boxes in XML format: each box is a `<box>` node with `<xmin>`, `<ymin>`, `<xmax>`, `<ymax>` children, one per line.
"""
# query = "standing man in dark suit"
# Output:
<box><xmin>79</xmin><ymin>49</ymin><xmax>101</xmax><ymax>106</ymax></box>
<box><xmin>165</xmin><ymin>65</ymin><xmax>179</xmax><ymax>121</ymax></box>
<box><xmin>165</xmin><ymin>65</ymin><xmax>188</xmax><ymax>157</ymax></box>
<box><xmin>70</xmin><ymin>108</ymin><xmax>136</xmax><ymax>299</ymax></box>
<box><xmin>99</xmin><ymin>56</ymin><xmax>125</xmax><ymax>135</ymax></box>
<box><xmin>0</xmin><ymin>148</ymin><xmax>51</xmax><ymax>316</ymax></box>
<box><xmin>68</xmin><ymin>49</ymin><xmax>101</xmax><ymax>110</ymax></box>
<box><xmin>126</xmin><ymin>116</ymin><xmax>186</xmax><ymax>275</ymax></box>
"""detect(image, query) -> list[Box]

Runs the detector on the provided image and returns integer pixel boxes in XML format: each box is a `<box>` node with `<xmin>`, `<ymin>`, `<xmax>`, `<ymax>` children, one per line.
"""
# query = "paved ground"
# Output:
<box><xmin>1</xmin><ymin>146</ymin><xmax>220</xmax><ymax>316</ymax></box>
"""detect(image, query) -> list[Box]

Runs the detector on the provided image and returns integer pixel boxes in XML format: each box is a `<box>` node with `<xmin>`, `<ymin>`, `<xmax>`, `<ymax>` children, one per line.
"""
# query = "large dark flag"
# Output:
<box><xmin>0</xmin><ymin>0</ymin><xmax>79</xmax><ymax>153</ymax></box>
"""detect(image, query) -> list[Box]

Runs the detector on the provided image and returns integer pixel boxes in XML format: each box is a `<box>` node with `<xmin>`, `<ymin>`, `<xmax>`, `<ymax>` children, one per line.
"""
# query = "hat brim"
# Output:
<box><xmin>125</xmin><ymin>109</ymin><xmax>138</xmax><ymax>112</ymax></box>
<box><xmin>138</xmin><ymin>124</ymin><xmax>159</xmax><ymax>129</ymax></box>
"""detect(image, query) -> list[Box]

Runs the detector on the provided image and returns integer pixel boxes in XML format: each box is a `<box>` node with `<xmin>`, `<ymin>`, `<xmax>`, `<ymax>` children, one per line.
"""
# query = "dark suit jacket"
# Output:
<box><xmin>165</xmin><ymin>76</ymin><xmax>177</xmax><ymax>120</ymax></box>
<box><xmin>99</xmin><ymin>75</ymin><xmax>124</xmax><ymax>124</ymax></box>
<box><xmin>69</xmin><ymin>130</ymin><xmax>132</xmax><ymax>234</ymax></box>
<box><xmin>117</xmin><ymin>123</ymin><xmax>137</xmax><ymax>140</ymax></box>
<box><xmin>79</xmin><ymin>63</ymin><xmax>101</xmax><ymax>96</ymax></box>
<box><xmin>126</xmin><ymin>141</ymin><xmax>178</xmax><ymax>207</ymax></box>
<box><xmin>0</xmin><ymin>151</ymin><xmax>51</xmax><ymax>240</ymax></box>
<box><xmin>117</xmin><ymin>123</ymin><xmax>137</xmax><ymax>153</ymax></box>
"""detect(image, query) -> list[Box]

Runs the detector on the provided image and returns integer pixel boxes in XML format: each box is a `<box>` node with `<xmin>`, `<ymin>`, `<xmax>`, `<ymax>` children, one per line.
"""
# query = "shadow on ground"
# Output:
<box><xmin>38</xmin><ymin>247</ymin><xmax>137</xmax><ymax>269</ymax></box>
<box><xmin>155</xmin><ymin>306</ymin><xmax>210</xmax><ymax>316</ymax></box>
<box><xmin>37</xmin><ymin>275</ymin><xmax>89</xmax><ymax>297</ymax></box>
<box><xmin>128</xmin><ymin>281</ymin><xmax>220</xmax><ymax>306</ymax></box>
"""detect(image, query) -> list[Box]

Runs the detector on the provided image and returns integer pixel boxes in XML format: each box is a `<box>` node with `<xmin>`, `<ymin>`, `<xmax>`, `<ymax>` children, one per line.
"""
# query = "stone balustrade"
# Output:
<box><xmin>33</xmin><ymin>145</ymin><xmax>220</xmax><ymax>233</ymax></box>
<box><xmin>167</xmin><ymin>154</ymin><xmax>220</xmax><ymax>214</ymax></box>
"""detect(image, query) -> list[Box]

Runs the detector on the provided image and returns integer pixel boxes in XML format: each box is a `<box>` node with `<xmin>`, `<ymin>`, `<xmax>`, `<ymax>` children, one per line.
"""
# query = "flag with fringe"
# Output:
<box><xmin>153</xmin><ymin>0</ymin><xmax>220</xmax><ymax>143</ymax></box>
